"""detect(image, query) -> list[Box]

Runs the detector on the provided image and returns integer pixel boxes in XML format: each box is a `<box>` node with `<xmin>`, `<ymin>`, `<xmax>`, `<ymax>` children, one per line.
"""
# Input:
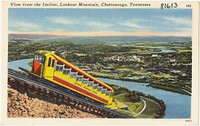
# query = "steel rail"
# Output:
<box><xmin>8</xmin><ymin>69</ymin><xmax>132</xmax><ymax>118</ymax></box>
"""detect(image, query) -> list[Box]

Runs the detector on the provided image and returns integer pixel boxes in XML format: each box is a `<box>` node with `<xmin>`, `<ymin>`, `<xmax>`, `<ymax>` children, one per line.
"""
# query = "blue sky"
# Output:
<box><xmin>9</xmin><ymin>8</ymin><xmax>192</xmax><ymax>37</ymax></box>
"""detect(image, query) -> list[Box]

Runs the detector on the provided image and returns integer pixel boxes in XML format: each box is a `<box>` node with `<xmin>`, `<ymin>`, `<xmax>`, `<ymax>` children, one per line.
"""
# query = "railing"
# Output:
<box><xmin>55</xmin><ymin>61</ymin><xmax>111</xmax><ymax>95</ymax></box>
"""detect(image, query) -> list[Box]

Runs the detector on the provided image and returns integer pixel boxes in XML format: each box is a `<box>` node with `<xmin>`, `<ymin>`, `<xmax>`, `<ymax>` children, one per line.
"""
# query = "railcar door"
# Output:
<box><xmin>33</xmin><ymin>54</ymin><xmax>45</xmax><ymax>77</ymax></box>
<box><xmin>44</xmin><ymin>56</ymin><xmax>55</xmax><ymax>78</ymax></box>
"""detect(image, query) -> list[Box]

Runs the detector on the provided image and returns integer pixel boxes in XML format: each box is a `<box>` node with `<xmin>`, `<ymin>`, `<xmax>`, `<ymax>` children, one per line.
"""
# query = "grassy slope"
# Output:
<box><xmin>137</xmin><ymin>97</ymin><xmax>161</xmax><ymax>118</ymax></box>
<box><xmin>114</xmin><ymin>93</ymin><xmax>161</xmax><ymax>118</ymax></box>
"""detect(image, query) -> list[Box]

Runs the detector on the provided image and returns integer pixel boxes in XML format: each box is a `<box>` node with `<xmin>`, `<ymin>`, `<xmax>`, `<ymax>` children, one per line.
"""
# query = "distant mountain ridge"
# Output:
<box><xmin>9</xmin><ymin>34</ymin><xmax>58</xmax><ymax>40</ymax></box>
<box><xmin>9</xmin><ymin>34</ymin><xmax>191</xmax><ymax>43</ymax></box>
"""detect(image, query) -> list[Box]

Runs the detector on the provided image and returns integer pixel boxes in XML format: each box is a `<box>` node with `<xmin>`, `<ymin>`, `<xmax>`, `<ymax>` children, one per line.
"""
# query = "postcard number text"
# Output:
<box><xmin>160</xmin><ymin>3</ymin><xmax>178</xmax><ymax>9</ymax></box>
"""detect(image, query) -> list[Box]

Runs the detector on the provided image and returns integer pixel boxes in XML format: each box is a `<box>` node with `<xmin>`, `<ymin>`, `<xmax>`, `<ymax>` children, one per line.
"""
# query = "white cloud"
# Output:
<box><xmin>9</xmin><ymin>21</ymin><xmax>42</xmax><ymax>33</ymax></box>
<box><xmin>163</xmin><ymin>16</ymin><xmax>191</xmax><ymax>26</ymax></box>
<box><xmin>119</xmin><ymin>18</ymin><xmax>147</xmax><ymax>29</ymax></box>
<box><xmin>48</xmin><ymin>17</ymin><xmax>73</xmax><ymax>25</ymax></box>
<box><xmin>87</xmin><ymin>22</ymin><xmax>112</xmax><ymax>28</ymax></box>
<box><xmin>48</xmin><ymin>17</ymin><xmax>113</xmax><ymax>29</ymax></box>
<box><xmin>175</xmin><ymin>28</ymin><xmax>191</xmax><ymax>31</ymax></box>
<box><xmin>15</xmin><ymin>21</ymin><xmax>41</xmax><ymax>29</ymax></box>
<box><xmin>120</xmin><ymin>22</ymin><xmax>146</xmax><ymax>29</ymax></box>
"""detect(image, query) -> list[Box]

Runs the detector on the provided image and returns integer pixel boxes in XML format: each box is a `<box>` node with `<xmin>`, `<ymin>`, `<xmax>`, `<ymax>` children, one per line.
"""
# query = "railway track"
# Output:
<box><xmin>8</xmin><ymin>69</ymin><xmax>132</xmax><ymax>118</ymax></box>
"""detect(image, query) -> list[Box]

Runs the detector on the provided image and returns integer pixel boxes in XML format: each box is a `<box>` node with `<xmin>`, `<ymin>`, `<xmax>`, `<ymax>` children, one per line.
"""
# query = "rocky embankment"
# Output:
<box><xmin>7</xmin><ymin>85</ymin><xmax>100</xmax><ymax>118</ymax></box>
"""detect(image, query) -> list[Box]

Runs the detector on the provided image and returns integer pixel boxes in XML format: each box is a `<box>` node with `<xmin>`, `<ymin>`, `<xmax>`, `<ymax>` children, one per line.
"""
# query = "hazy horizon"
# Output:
<box><xmin>9</xmin><ymin>34</ymin><xmax>191</xmax><ymax>43</ymax></box>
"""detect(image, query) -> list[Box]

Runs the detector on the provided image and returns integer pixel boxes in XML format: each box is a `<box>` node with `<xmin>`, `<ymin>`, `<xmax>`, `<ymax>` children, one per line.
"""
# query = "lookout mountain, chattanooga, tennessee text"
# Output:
<box><xmin>10</xmin><ymin>2</ymin><xmax>151</xmax><ymax>7</ymax></box>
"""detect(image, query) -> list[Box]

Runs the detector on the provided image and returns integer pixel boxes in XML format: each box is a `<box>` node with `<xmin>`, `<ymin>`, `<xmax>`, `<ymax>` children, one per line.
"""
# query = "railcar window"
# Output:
<box><xmin>70</xmin><ymin>73</ymin><xmax>74</xmax><ymax>78</ymax></box>
<box><xmin>59</xmin><ymin>66</ymin><xmax>63</xmax><ymax>71</ymax></box>
<box><xmin>38</xmin><ymin>56</ymin><xmax>42</xmax><ymax>62</ymax></box>
<box><xmin>82</xmin><ymin>80</ymin><xmax>87</xmax><ymax>84</ymax></box>
<box><xmin>93</xmin><ymin>84</ymin><xmax>98</xmax><ymax>89</ymax></box>
<box><xmin>63</xmin><ymin>68</ymin><xmax>71</xmax><ymax>74</ymax></box>
<box><xmin>76</xmin><ymin>75</ymin><xmax>83</xmax><ymax>81</ymax></box>
<box><xmin>56</xmin><ymin>66</ymin><xmax>59</xmax><ymax>71</ymax></box>
<box><xmin>63</xmin><ymin>70</ymin><xmax>67</xmax><ymax>74</ymax></box>
<box><xmin>52</xmin><ymin>59</ymin><xmax>55</xmax><ymax>67</ymax></box>
<box><xmin>70</xmin><ymin>72</ymin><xmax>77</xmax><ymax>78</ymax></box>
<box><xmin>34</xmin><ymin>55</ymin><xmax>44</xmax><ymax>63</ymax></box>
<box><xmin>102</xmin><ymin>89</ymin><xmax>106</xmax><ymax>94</ymax></box>
<box><xmin>55</xmin><ymin>61</ymin><xmax>64</xmax><ymax>71</ymax></box>
<box><xmin>82</xmin><ymin>78</ymin><xmax>89</xmax><ymax>84</ymax></box>
<box><xmin>34</xmin><ymin>55</ymin><xmax>38</xmax><ymax>60</ymax></box>
<box><xmin>77</xmin><ymin>78</ymin><xmax>82</xmax><ymax>81</ymax></box>
<box><xmin>41</xmin><ymin>57</ymin><xmax>44</xmax><ymax>63</ymax></box>
<box><xmin>48</xmin><ymin>57</ymin><xmax>51</xmax><ymax>67</ymax></box>
<box><xmin>56</xmin><ymin>65</ymin><xmax>63</xmax><ymax>71</ymax></box>
<box><xmin>86</xmin><ymin>81</ymin><xmax>90</xmax><ymax>86</ymax></box>
<box><xmin>98</xmin><ymin>86</ymin><xmax>102</xmax><ymax>91</ymax></box>
<box><xmin>88</xmin><ymin>81</ymin><xmax>93</xmax><ymax>86</ymax></box>
<box><xmin>106</xmin><ymin>91</ymin><xmax>111</xmax><ymax>96</ymax></box>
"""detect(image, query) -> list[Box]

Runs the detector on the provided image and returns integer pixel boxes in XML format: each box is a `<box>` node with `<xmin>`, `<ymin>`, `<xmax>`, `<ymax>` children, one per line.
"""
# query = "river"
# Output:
<box><xmin>8</xmin><ymin>58</ymin><xmax>191</xmax><ymax>118</ymax></box>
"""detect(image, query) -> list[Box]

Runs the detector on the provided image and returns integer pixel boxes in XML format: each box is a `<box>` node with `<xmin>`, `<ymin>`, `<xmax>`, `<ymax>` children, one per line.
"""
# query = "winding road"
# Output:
<box><xmin>134</xmin><ymin>97</ymin><xmax>146</xmax><ymax>117</ymax></box>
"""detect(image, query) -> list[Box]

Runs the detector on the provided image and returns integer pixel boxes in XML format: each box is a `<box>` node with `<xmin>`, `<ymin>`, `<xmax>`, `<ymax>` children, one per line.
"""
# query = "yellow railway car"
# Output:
<box><xmin>31</xmin><ymin>50</ymin><xmax>114</xmax><ymax>105</ymax></box>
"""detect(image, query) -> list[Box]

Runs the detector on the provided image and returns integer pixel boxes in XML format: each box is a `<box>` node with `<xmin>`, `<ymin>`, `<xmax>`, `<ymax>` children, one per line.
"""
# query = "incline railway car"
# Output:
<box><xmin>24</xmin><ymin>50</ymin><xmax>114</xmax><ymax>105</ymax></box>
